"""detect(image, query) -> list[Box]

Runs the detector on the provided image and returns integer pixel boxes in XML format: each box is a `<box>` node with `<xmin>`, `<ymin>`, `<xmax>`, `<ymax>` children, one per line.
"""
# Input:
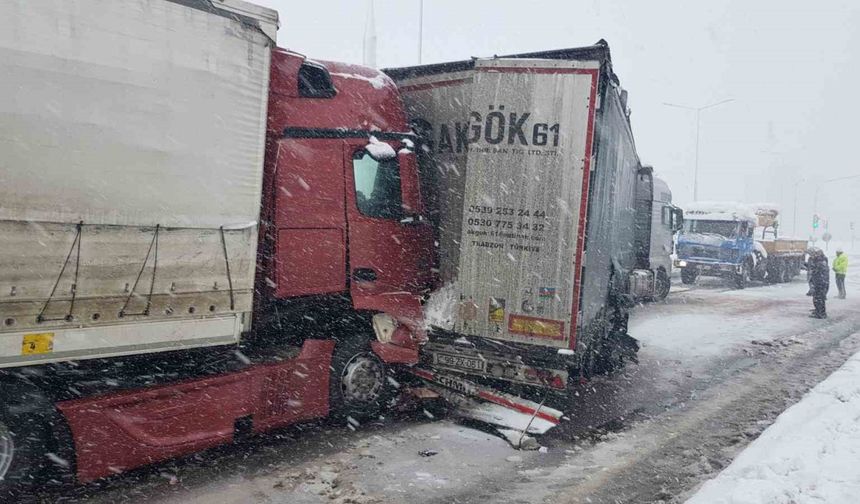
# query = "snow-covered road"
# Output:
<box><xmin>35</xmin><ymin>252</ymin><xmax>860</xmax><ymax>504</ymax></box>
<box><xmin>686</xmin><ymin>342</ymin><xmax>860</xmax><ymax>503</ymax></box>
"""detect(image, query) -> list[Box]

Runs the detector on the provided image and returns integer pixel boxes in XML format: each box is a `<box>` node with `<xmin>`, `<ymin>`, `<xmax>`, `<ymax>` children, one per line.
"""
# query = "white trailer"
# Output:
<box><xmin>0</xmin><ymin>0</ymin><xmax>278</xmax><ymax>367</ymax></box>
<box><xmin>387</xmin><ymin>42</ymin><xmax>646</xmax><ymax>391</ymax></box>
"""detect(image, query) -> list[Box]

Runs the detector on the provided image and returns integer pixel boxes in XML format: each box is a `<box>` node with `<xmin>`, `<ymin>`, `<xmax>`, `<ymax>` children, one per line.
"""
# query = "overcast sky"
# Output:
<box><xmin>255</xmin><ymin>0</ymin><xmax>859</xmax><ymax>240</ymax></box>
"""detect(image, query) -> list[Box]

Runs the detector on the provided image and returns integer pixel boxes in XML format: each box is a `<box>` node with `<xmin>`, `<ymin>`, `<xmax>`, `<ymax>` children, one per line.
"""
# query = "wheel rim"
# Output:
<box><xmin>0</xmin><ymin>422</ymin><xmax>15</xmax><ymax>481</ymax></box>
<box><xmin>340</xmin><ymin>353</ymin><xmax>385</xmax><ymax>404</ymax></box>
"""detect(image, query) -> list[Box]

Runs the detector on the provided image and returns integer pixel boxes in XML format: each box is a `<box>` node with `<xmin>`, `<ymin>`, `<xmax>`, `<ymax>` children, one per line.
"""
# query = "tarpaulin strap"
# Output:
<box><xmin>37</xmin><ymin>221</ymin><xmax>84</xmax><ymax>323</ymax></box>
<box><xmin>120</xmin><ymin>225</ymin><xmax>160</xmax><ymax>317</ymax></box>
<box><xmin>219</xmin><ymin>226</ymin><xmax>235</xmax><ymax>310</ymax></box>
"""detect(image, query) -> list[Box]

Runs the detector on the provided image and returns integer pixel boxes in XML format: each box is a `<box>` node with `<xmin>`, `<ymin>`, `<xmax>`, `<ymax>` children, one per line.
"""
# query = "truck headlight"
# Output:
<box><xmin>372</xmin><ymin>313</ymin><xmax>397</xmax><ymax>344</ymax></box>
<box><xmin>678</xmin><ymin>260</ymin><xmax>687</xmax><ymax>267</ymax></box>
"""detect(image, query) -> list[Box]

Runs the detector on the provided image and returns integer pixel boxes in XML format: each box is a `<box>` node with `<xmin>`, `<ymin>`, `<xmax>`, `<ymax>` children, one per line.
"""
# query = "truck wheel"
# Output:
<box><xmin>734</xmin><ymin>262</ymin><xmax>750</xmax><ymax>289</ymax></box>
<box><xmin>680</xmin><ymin>268</ymin><xmax>697</xmax><ymax>285</ymax></box>
<box><xmin>654</xmin><ymin>269</ymin><xmax>671</xmax><ymax>300</ymax></box>
<box><xmin>781</xmin><ymin>261</ymin><xmax>793</xmax><ymax>283</ymax></box>
<box><xmin>328</xmin><ymin>337</ymin><xmax>394</xmax><ymax>423</ymax></box>
<box><xmin>0</xmin><ymin>387</ymin><xmax>51</xmax><ymax>498</ymax></box>
<box><xmin>752</xmin><ymin>250</ymin><xmax>767</xmax><ymax>281</ymax></box>
<box><xmin>765</xmin><ymin>260</ymin><xmax>781</xmax><ymax>284</ymax></box>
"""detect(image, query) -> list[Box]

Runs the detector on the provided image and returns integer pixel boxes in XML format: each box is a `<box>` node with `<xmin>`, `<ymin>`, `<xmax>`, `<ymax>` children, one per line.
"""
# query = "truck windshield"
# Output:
<box><xmin>683</xmin><ymin>219</ymin><xmax>738</xmax><ymax>238</ymax></box>
<box><xmin>352</xmin><ymin>150</ymin><xmax>403</xmax><ymax>219</ymax></box>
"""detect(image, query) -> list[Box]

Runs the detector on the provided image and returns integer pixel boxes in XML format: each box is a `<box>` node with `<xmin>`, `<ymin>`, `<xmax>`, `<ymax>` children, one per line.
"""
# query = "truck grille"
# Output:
<box><xmin>690</xmin><ymin>246</ymin><xmax>719</xmax><ymax>259</ymax></box>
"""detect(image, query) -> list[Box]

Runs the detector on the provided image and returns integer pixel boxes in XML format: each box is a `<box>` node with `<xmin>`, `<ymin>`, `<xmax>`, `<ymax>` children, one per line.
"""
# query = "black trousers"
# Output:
<box><xmin>836</xmin><ymin>274</ymin><xmax>846</xmax><ymax>298</ymax></box>
<box><xmin>813</xmin><ymin>288</ymin><xmax>827</xmax><ymax>316</ymax></box>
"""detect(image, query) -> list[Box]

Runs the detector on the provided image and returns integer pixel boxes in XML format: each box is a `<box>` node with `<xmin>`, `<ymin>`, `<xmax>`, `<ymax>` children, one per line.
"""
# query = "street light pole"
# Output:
<box><xmin>664</xmin><ymin>98</ymin><xmax>734</xmax><ymax>201</ymax></box>
<box><xmin>812</xmin><ymin>173</ymin><xmax>860</xmax><ymax>236</ymax></box>
<box><xmin>694</xmin><ymin>109</ymin><xmax>701</xmax><ymax>201</ymax></box>
<box><xmin>418</xmin><ymin>0</ymin><xmax>423</xmax><ymax>64</ymax></box>
<box><xmin>814</xmin><ymin>174</ymin><xmax>860</xmax><ymax>213</ymax></box>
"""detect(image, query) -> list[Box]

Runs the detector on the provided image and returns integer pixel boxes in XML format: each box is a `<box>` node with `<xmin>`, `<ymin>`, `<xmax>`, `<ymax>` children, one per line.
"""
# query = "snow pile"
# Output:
<box><xmin>330</xmin><ymin>71</ymin><xmax>389</xmax><ymax>90</ymax></box>
<box><xmin>680</xmin><ymin>232</ymin><xmax>726</xmax><ymax>247</ymax></box>
<box><xmin>423</xmin><ymin>283</ymin><xmax>458</xmax><ymax>330</ymax></box>
<box><xmin>686</xmin><ymin>346</ymin><xmax>860</xmax><ymax>504</ymax></box>
<box><xmin>685</xmin><ymin>201</ymin><xmax>757</xmax><ymax>223</ymax></box>
<box><xmin>365</xmin><ymin>135</ymin><xmax>396</xmax><ymax>160</ymax></box>
<box><xmin>750</xmin><ymin>202</ymin><xmax>780</xmax><ymax>217</ymax></box>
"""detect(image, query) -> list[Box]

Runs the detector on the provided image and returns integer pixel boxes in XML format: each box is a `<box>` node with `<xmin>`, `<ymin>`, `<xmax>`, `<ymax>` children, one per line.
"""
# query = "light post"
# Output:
<box><xmin>418</xmin><ymin>0</ymin><xmax>424</xmax><ymax>64</ymax></box>
<box><xmin>813</xmin><ymin>174</ymin><xmax>860</xmax><ymax>215</ymax></box>
<box><xmin>810</xmin><ymin>174</ymin><xmax>860</xmax><ymax>245</ymax></box>
<box><xmin>663</xmin><ymin>98</ymin><xmax>734</xmax><ymax>201</ymax></box>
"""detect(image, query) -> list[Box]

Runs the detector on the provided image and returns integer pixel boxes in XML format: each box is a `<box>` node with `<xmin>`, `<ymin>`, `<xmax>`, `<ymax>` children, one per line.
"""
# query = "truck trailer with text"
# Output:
<box><xmin>386</xmin><ymin>42</ymin><xmax>660</xmax><ymax>395</ymax></box>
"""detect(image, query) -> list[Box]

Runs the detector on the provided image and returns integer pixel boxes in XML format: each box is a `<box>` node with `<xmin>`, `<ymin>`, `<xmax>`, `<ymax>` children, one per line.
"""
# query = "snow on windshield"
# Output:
<box><xmin>683</xmin><ymin>219</ymin><xmax>739</xmax><ymax>238</ymax></box>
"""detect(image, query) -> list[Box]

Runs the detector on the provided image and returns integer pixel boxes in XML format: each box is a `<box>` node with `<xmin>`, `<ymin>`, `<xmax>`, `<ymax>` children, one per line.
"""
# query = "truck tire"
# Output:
<box><xmin>654</xmin><ymin>269</ymin><xmax>671</xmax><ymax>300</ymax></box>
<box><xmin>765</xmin><ymin>260</ymin><xmax>781</xmax><ymax>284</ymax></box>
<box><xmin>328</xmin><ymin>336</ymin><xmax>394</xmax><ymax>424</ymax></box>
<box><xmin>752</xmin><ymin>250</ymin><xmax>768</xmax><ymax>282</ymax></box>
<box><xmin>0</xmin><ymin>383</ymin><xmax>52</xmax><ymax>498</ymax></box>
<box><xmin>734</xmin><ymin>262</ymin><xmax>750</xmax><ymax>289</ymax></box>
<box><xmin>680</xmin><ymin>268</ymin><xmax>697</xmax><ymax>285</ymax></box>
<box><xmin>781</xmin><ymin>260</ymin><xmax>793</xmax><ymax>283</ymax></box>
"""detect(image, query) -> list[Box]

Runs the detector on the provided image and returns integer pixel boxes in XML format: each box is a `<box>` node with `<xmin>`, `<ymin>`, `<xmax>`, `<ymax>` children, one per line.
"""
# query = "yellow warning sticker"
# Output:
<box><xmin>508</xmin><ymin>315</ymin><xmax>565</xmax><ymax>340</ymax></box>
<box><xmin>22</xmin><ymin>333</ymin><xmax>55</xmax><ymax>355</ymax></box>
<box><xmin>488</xmin><ymin>297</ymin><xmax>506</xmax><ymax>323</ymax></box>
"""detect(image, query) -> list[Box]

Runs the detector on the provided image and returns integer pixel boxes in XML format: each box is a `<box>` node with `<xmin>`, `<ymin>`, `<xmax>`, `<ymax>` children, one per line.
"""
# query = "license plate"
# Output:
<box><xmin>432</xmin><ymin>353</ymin><xmax>485</xmax><ymax>373</ymax></box>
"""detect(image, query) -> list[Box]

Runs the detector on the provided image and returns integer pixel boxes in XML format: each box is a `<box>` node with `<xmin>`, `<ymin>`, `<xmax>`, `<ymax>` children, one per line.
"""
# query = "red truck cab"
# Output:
<box><xmin>259</xmin><ymin>49</ymin><xmax>434</xmax><ymax>357</ymax></box>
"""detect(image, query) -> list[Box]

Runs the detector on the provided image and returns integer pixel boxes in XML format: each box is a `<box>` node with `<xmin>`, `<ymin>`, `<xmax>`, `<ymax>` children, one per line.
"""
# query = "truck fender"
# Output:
<box><xmin>370</xmin><ymin>341</ymin><xmax>419</xmax><ymax>365</ymax></box>
<box><xmin>352</xmin><ymin>287</ymin><xmax>426</xmax><ymax>363</ymax></box>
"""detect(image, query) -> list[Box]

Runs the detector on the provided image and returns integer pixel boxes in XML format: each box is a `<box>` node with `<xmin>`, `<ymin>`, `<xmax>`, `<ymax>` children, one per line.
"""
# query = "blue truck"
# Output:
<box><xmin>675</xmin><ymin>203</ymin><xmax>807</xmax><ymax>289</ymax></box>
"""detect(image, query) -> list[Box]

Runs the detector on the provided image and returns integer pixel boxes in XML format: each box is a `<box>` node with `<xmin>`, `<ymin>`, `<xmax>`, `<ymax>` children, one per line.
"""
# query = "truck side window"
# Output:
<box><xmin>298</xmin><ymin>62</ymin><xmax>336</xmax><ymax>98</ymax></box>
<box><xmin>352</xmin><ymin>150</ymin><xmax>403</xmax><ymax>219</ymax></box>
<box><xmin>661</xmin><ymin>206</ymin><xmax>672</xmax><ymax>228</ymax></box>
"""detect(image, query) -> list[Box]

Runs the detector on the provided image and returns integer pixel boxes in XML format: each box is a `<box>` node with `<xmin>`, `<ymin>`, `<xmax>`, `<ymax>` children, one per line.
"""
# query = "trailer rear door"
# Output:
<box><xmin>453</xmin><ymin>58</ymin><xmax>599</xmax><ymax>350</ymax></box>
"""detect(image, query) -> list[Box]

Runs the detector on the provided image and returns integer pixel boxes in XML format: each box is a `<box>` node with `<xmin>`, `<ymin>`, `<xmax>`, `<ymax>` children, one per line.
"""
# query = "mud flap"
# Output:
<box><xmin>614</xmin><ymin>331</ymin><xmax>640</xmax><ymax>365</ymax></box>
<box><xmin>409</xmin><ymin>368</ymin><xmax>563</xmax><ymax>444</ymax></box>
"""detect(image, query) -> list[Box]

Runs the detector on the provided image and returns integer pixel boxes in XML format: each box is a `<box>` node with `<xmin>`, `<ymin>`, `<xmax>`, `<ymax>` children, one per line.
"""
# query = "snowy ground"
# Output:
<box><xmin>29</xmin><ymin>250</ymin><xmax>860</xmax><ymax>503</ymax></box>
<box><xmin>686</xmin><ymin>343</ymin><xmax>860</xmax><ymax>503</ymax></box>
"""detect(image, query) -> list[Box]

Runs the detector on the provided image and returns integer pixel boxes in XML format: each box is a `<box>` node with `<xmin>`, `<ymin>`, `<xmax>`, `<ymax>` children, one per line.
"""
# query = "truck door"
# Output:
<box><xmin>451</xmin><ymin>58</ymin><xmax>600</xmax><ymax>351</ymax></box>
<box><xmin>343</xmin><ymin>140</ymin><xmax>434</xmax><ymax>296</ymax></box>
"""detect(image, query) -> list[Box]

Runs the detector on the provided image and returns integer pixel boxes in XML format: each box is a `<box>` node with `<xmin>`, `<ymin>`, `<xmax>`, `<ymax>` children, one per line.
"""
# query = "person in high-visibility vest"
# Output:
<box><xmin>833</xmin><ymin>248</ymin><xmax>848</xmax><ymax>299</ymax></box>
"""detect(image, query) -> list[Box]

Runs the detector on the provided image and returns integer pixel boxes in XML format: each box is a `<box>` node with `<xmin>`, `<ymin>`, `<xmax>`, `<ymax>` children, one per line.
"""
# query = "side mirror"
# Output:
<box><xmin>398</xmin><ymin>147</ymin><xmax>424</xmax><ymax>219</ymax></box>
<box><xmin>672</xmin><ymin>208</ymin><xmax>684</xmax><ymax>232</ymax></box>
